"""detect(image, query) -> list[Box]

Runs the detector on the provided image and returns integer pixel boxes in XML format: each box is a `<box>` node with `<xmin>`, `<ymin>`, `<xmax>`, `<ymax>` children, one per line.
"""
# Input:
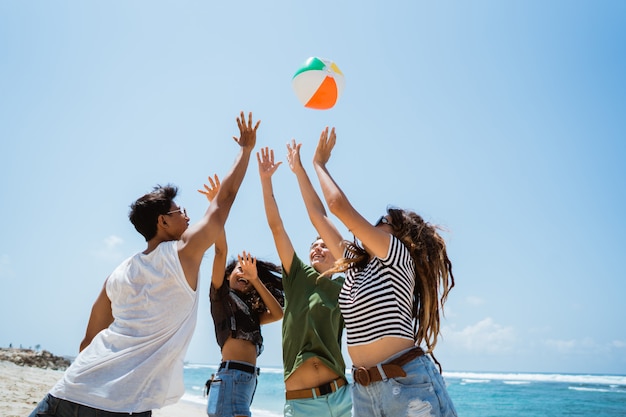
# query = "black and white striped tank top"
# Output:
<box><xmin>339</xmin><ymin>236</ymin><xmax>415</xmax><ymax>346</ymax></box>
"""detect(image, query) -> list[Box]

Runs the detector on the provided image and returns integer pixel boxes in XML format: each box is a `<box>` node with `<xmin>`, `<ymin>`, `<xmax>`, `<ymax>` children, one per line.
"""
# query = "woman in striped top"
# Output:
<box><xmin>310</xmin><ymin>126</ymin><xmax>457</xmax><ymax>417</ymax></box>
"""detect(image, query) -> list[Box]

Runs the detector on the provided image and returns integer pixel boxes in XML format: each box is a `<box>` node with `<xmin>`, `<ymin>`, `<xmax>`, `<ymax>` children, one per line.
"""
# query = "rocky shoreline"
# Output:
<box><xmin>0</xmin><ymin>348</ymin><xmax>71</xmax><ymax>370</ymax></box>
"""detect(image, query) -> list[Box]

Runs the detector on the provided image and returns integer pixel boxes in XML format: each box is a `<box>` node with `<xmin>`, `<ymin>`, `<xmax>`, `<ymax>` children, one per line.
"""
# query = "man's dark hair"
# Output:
<box><xmin>129</xmin><ymin>185</ymin><xmax>178</xmax><ymax>241</ymax></box>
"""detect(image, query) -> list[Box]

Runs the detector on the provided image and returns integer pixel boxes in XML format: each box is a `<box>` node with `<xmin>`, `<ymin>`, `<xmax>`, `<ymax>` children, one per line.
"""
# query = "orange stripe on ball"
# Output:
<box><xmin>305</xmin><ymin>76</ymin><xmax>338</xmax><ymax>110</ymax></box>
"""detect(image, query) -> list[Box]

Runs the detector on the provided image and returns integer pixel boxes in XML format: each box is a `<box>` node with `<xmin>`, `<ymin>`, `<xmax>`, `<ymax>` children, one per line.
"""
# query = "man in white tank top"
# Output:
<box><xmin>28</xmin><ymin>112</ymin><xmax>259</xmax><ymax>417</ymax></box>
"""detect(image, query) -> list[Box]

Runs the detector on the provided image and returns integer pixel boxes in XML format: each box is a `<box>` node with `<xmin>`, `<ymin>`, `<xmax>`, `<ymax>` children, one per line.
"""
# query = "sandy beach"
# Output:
<box><xmin>0</xmin><ymin>361</ymin><xmax>206</xmax><ymax>417</ymax></box>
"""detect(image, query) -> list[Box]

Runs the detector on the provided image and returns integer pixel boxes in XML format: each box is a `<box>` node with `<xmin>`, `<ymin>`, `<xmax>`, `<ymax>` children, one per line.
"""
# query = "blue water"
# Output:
<box><xmin>181</xmin><ymin>364</ymin><xmax>626</xmax><ymax>416</ymax></box>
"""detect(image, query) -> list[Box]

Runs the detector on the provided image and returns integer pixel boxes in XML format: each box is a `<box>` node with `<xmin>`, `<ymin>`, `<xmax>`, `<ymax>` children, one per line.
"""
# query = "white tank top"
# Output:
<box><xmin>50</xmin><ymin>241</ymin><xmax>199</xmax><ymax>412</ymax></box>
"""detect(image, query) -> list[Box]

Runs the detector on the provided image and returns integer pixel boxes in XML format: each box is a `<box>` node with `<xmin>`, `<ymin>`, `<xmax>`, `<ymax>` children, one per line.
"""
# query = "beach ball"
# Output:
<box><xmin>292</xmin><ymin>57</ymin><xmax>345</xmax><ymax>110</ymax></box>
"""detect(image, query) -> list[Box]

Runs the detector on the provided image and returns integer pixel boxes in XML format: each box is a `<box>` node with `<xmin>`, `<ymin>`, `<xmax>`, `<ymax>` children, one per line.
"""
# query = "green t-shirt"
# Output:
<box><xmin>282</xmin><ymin>252</ymin><xmax>346</xmax><ymax>381</ymax></box>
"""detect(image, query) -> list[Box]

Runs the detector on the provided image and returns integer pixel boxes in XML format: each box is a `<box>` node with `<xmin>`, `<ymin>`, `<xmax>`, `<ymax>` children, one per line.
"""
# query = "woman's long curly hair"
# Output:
<box><xmin>326</xmin><ymin>207</ymin><xmax>454</xmax><ymax>355</ymax></box>
<box><xmin>224</xmin><ymin>258</ymin><xmax>285</xmax><ymax>314</ymax></box>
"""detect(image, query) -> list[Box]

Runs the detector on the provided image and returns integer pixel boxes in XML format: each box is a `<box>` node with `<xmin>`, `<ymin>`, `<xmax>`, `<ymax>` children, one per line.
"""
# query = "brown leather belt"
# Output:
<box><xmin>285</xmin><ymin>378</ymin><xmax>347</xmax><ymax>400</ymax></box>
<box><xmin>352</xmin><ymin>347</ymin><xmax>424</xmax><ymax>386</ymax></box>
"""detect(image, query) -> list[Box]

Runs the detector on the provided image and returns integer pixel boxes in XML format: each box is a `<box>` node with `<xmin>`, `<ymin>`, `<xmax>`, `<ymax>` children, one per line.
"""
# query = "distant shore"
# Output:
<box><xmin>0</xmin><ymin>347</ymin><xmax>71</xmax><ymax>370</ymax></box>
<box><xmin>0</xmin><ymin>348</ymin><xmax>206</xmax><ymax>417</ymax></box>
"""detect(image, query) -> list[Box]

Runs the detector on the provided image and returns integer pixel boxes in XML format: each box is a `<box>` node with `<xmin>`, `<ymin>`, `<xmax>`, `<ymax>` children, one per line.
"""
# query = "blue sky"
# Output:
<box><xmin>1</xmin><ymin>1</ymin><xmax>625</xmax><ymax>375</ymax></box>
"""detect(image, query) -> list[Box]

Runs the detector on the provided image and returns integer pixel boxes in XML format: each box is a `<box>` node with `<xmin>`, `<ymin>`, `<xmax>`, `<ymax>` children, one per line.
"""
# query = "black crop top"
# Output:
<box><xmin>210</xmin><ymin>281</ymin><xmax>264</xmax><ymax>356</ymax></box>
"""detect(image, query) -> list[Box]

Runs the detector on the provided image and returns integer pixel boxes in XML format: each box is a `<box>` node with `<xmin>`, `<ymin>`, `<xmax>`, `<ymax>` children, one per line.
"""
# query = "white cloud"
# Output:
<box><xmin>544</xmin><ymin>338</ymin><xmax>577</xmax><ymax>353</ymax></box>
<box><xmin>104</xmin><ymin>235</ymin><xmax>123</xmax><ymax>249</ymax></box>
<box><xmin>612</xmin><ymin>340</ymin><xmax>626</xmax><ymax>349</ymax></box>
<box><xmin>442</xmin><ymin>317</ymin><xmax>517</xmax><ymax>354</ymax></box>
<box><xmin>92</xmin><ymin>235</ymin><xmax>125</xmax><ymax>261</ymax></box>
<box><xmin>543</xmin><ymin>337</ymin><xmax>620</xmax><ymax>356</ymax></box>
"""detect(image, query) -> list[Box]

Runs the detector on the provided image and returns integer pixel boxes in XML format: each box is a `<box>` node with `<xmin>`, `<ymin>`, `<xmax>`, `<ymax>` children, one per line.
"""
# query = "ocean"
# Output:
<box><xmin>180</xmin><ymin>364</ymin><xmax>626</xmax><ymax>416</ymax></box>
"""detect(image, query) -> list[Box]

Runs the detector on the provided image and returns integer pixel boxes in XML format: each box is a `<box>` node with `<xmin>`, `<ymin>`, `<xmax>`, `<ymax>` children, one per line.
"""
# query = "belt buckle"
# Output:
<box><xmin>354</xmin><ymin>367</ymin><xmax>371</xmax><ymax>386</ymax></box>
<box><xmin>318</xmin><ymin>382</ymin><xmax>333</xmax><ymax>396</ymax></box>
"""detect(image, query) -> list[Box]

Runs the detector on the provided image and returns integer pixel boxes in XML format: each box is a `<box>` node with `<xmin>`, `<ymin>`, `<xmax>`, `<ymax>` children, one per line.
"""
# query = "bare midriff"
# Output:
<box><xmin>348</xmin><ymin>336</ymin><xmax>416</xmax><ymax>369</ymax></box>
<box><xmin>220</xmin><ymin>337</ymin><xmax>257</xmax><ymax>366</ymax></box>
<box><xmin>285</xmin><ymin>356</ymin><xmax>342</xmax><ymax>391</ymax></box>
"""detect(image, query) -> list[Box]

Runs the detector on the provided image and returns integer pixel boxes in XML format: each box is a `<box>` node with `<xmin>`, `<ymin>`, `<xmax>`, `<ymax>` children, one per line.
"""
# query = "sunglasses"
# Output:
<box><xmin>166</xmin><ymin>207</ymin><xmax>187</xmax><ymax>217</ymax></box>
<box><xmin>375</xmin><ymin>215</ymin><xmax>391</xmax><ymax>227</ymax></box>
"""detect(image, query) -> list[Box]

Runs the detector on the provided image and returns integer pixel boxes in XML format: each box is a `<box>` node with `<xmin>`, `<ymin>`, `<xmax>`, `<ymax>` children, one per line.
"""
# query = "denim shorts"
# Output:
<box><xmin>351</xmin><ymin>348</ymin><xmax>457</xmax><ymax>417</ymax></box>
<box><xmin>284</xmin><ymin>383</ymin><xmax>351</xmax><ymax>417</ymax></box>
<box><xmin>28</xmin><ymin>394</ymin><xmax>151</xmax><ymax>417</ymax></box>
<box><xmin>206</xmin><ymin>362</ymin><xmax>258</xmax><ymax>417</ymax></box>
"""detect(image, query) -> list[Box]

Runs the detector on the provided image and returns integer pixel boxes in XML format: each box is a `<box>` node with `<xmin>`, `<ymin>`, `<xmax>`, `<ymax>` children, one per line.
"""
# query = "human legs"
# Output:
<box><xmin>207</xmin><ymin>364</ymin><xmax>258</xmax><ymax>417</ymax></box>
<box><xmin>29</xmin><ymin>394</ymin><xmax>61</xmax><ymax>417</ymax></box>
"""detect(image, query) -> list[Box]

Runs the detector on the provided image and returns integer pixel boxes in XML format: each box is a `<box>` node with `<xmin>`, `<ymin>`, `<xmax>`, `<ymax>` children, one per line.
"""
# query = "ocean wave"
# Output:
<box><xmin>180</xmin><ymin>393</ymin><xmax>206</xmax><ymax>406</ymax></box>
<box><xmin>503</xmin><ymin>381</ymin><xmax>532</xmax><ymax>385</ymax></box>
<box><xmin>184</xmin><ymin>363</ymin><xmax>284</xmax><ymax>374</ymax></box>
<box><xmin>461</xmin><ymin>379</ymin><xmax>491</xmax><ymax>384</ymax></box>
<box><xmin>445</xmin><ymin>371</ymin><xmax>626</xmax><ymax>386</ymax></box>
<box><xmin>569</xmin><ymin>386</ymin><xmax>612</xmax><ymax>393</ymax></box>
<box><xmin>184</xmin><ymin>363</ymin><xmax>217</xmax><ymax>370</ymax></box>
<box><xmin>184</xmin><ymin>364</ymin><xmax>626</xmax><ymax>387</ymax></box>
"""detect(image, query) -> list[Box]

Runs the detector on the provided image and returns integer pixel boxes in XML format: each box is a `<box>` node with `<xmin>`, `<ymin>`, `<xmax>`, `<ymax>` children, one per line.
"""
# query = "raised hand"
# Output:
<box><xmin>286</xmin><ymin>139</ymin><xmax>304</xmax><ymax>174</ymax></box>
<box><xmin>234</xmin><ymin>111</ymin><xmax>260</xmax><ymax>150</ymax></box>
<box><xmin>257</xmin><ymin>146</ymin><xmax>282</xmax><ymax>179</ymax></box>
<box><xmin>238</xmin><ymin>251</ymin><xmax>259</xmax><ymax>283</ymax></box>
<box><xmin>313</xmin><ymin>126</ymin><xmax>336</xmax><ymax>166</ymax></box>
<box><xmin>197</xmin><ymin>174</ymin><xmax>221</xmax><ymax>202</ymax></box>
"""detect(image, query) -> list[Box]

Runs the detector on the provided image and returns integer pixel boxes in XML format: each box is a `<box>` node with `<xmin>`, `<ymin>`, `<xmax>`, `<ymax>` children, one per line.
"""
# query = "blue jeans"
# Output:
<box><xmin>28</xmin><ymin>394</ymin><xmax>151</xmax><ymax>417</ymax></box>
<box><xmin>284</xmin><ymin>384</ymin><xmax>352</xmax><ymax>417</ymax></box>
<box><xmin>207</xmin><ymin>362</ymin><xmax>258</xmax><ymax>417</ymax></box>
<box><xmin>351</xmin><ymin>349</ymin><xmax>457</xmax><ymax>417</ymax></box>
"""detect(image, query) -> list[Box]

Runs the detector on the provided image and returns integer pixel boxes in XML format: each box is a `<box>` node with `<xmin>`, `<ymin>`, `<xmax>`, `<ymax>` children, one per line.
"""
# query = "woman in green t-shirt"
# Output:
<box><xmin>258</xmin><ymin>145</ymin><xmax>352</xmax><ymax>417</ymax></box>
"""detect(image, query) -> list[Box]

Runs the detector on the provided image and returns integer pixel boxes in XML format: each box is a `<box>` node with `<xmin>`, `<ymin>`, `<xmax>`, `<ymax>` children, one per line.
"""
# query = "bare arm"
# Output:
<box><xmin>312</xmin><ymin>127</ymin><xmax>390</xmax><ymax>259</ymax></box>
<box><xmin>257</xmin><ymin>147</ymin><xmax>296</xmax><ymax>274</ymax></box>
<box><xmin>178</xmin><ymin>112</ymin><xmax>259</xmax><ymax>289</ymax></box>
<box><xmin>79</xmin><ymin>283</ymin><xmax>114</xmax><ymax>352</ymax></box>
<box><xmin>287</xmin><ymin>139</ymin><xmax>344</xmax><ymax>260</ymax></box>
<box><xmin>239</xmin><ymin>251</ymin><xmax>284</xmax><ymax>325</ymax></box>
<box><xmin>198</xmin><ymin>177</ymin><xmax>228</xmax><ymax>290</ymax></box>
<box><xmin>211</xmin><ymin>230</ymin><xmax>227</xmax><ymax>289</ymax></box>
